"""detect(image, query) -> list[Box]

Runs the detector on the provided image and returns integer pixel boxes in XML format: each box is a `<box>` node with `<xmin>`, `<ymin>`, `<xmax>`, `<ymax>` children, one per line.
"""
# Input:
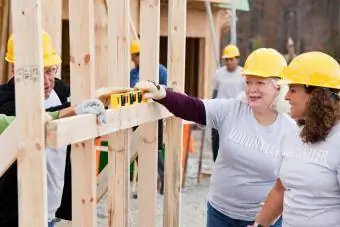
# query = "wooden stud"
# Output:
<box><xmin>0</xmin><ymin>0</ymin><xmax>9</xmax><ymax>84</ymax></box>
<box><xmin>11</xmin><ymin>0</ymin><xmax>47</xmax><ymax>226</ymax></box>
<box><xmin>164</xmin><ymin>2</ymin><xmax>187</xmax><ymax>225</ymax></box>
<box><xmin>106</xmin><ymin>0</ymin><xmax>130</xmax><ymax>226</ymax></box>
<box><xmin>94</xmin><ymin>0</ymin><xmax>108</xmax><ymax>89</ymax></box>
<box><xmin>138</xmin><ymin>1</ymin><xmax>160</xmax><ymax>226</ymax></box>
<box><xmin>69</xmin><ymin>0</ymin><xmax>96</xmax><ymax>226</ymax></box>
<box><xmin>42</xmin><ymin>0</ymin><xmax>62</xmax><ymax>57</ymax></box>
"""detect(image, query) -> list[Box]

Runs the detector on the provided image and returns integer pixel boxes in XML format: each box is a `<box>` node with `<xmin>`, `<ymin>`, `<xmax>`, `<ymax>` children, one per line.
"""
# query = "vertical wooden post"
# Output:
<box><xmin>11</xmin><ymin>0</ymin><xmax>47</xmax><ymax>226</ymax></box>
<box><xmin>138</xmin><ymin>0</ymin><xmax>160</xmax><ymax>226</ymax></box>
<box><xmin>69</xmin><ymin>0</ymin><xmax>97</xmax><ymax>226</ymax></box>
<box><xmin>94</xmin><ymin>0</ymin><xmax>108</xmax><ymax>89</ymax></box>
<box><xmin>106</xmin><ymin>0</ymin><xmax>130</xmax><ymax>226</ymax></box>
<box><xmin>164</xmin><ymin>0</ymin><xmax>187</xmax><ymax>226</ymax></box>
<box><xmin>42</xmin><ymin>0</ymin><xmax>62</xmax><ymax>56</ymax></box>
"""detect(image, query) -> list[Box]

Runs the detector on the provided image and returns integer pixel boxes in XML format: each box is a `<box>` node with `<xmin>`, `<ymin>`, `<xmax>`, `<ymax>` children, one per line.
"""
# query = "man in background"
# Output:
<box><xmin>211</xmin><ymin>44</ymin><xmax>244</xmax><ymax>162</ymax></box>
<box><xmin>130</xmin><ymin>40</ymin><xmax>167</xmax><ymax>194</ymax></box>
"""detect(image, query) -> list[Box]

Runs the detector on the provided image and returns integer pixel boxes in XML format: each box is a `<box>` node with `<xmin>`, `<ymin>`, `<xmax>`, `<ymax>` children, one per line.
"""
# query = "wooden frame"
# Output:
<box><xmin>0</xmin><ymin>0</ymin><xmax>187</xmax><ymax>226</ymax></box>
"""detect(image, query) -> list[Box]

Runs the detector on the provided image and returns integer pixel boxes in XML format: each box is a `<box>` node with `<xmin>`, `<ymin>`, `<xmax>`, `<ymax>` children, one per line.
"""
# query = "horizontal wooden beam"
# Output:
<box><xmin>45</xmin><ymin>102</ymin><xmax>172</xmax><ymax>148</ymax></box>
<box><xmin>0</xmin><ymin>119</ymin><xmax>18</xmax><ymax>177</ymax></box>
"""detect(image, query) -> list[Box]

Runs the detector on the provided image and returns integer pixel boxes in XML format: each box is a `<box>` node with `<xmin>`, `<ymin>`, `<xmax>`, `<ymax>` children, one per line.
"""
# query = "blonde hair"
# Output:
<box><xmin>236</xmin><ymin>78</ymin><xmax>291</xmax><ymax>114</ymax></box>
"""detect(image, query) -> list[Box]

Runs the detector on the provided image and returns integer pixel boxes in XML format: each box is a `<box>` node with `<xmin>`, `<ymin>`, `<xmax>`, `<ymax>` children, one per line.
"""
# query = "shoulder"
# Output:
<box><xmin>159</xmin><ymin>64</ymin><xmax>167</xmax><ymax>72</ymax></box>
<box><xmin>130</xmin><ymin>67</ymin><xmax>139</xmax><ymax>74</ymax></box>
<box><xmin>277</xmin><ymin>114</ymin><xmax>299</xmax><ymax>137</ymax></box>
<box><xmin>279</xmin><ymin>114</ymin><xmax>298</xmax><ymax>128</ymax></box>
<box><xmin>54</xmin><ymin>78</ymin><xmax>70</xmax><ymax>104</ymax></box>
<box><xmin>203</xmin><ymin>98</ymin><xmax>249</xmax><ymax>115</ymax></box>
<box><xmin>215</xmin><ymin>66</ymin><xmax>226</xmax><ymax>75</ymax></box>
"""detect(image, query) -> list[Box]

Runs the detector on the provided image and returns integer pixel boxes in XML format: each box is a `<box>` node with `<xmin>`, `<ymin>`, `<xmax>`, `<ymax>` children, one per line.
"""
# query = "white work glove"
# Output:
<box><xmin>134</xmin><ymin>80</ymin><xmax>166</xmax><ymax>100</ymax></box>
<box><xmin>75</xmin><ymin>99</ymin><xmax>107</xmax><ymax>124</ymax></box>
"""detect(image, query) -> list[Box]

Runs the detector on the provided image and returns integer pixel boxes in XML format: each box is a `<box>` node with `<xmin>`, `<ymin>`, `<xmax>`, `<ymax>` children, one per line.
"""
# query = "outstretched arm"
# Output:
<box><xmin>134</xmin><ymin>81</ymin><xmax>206</xmax><ymax>125</ymax></box>
<box><xmin>157</xmin><ymin>89</ymin><xmax>206</xmax><ymax>125</ymax></box>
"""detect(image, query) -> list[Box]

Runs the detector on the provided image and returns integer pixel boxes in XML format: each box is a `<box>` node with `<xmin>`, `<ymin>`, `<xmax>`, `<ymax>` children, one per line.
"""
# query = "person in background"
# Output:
<box><xmin>135</xmin><ymin>48</ymin><xmax>295</xmax><ymax>227</ymax></box>
<box><xmin>130</xmin><ymin>40</ymin><xmax>167</xmax><ymax>194</ymax></box>
<box><xmin>211</xmin><ymin>44</ymin><xmax>244</xmax><ymax>162</ymax></box>
<box><xmin>253</xmin><ymin>52</ymin><xmax>340</xmax><ymax>227</ymax></box>
<box><xmin>283</xmin><ymin>37</ymin><xmax>297</xmax><ymax>64</ymax></box>
<box><xmin>0</xmin><ymin>31</ymin><xmax>106</xmax><ymax>227</ymax></box>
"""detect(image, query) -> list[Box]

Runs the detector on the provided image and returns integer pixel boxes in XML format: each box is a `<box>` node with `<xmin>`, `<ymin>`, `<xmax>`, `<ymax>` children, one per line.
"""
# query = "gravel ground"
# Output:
<box><xmin>57</xmin><ymin>129</ymin><xmax>213</xmax><ymax>227</ymax></box>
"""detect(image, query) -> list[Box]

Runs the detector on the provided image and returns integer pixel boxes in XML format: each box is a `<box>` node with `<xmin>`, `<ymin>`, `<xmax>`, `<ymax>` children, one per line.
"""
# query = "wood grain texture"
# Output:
<box><xmin>11</xmin><ymin>0</ymin><xmax>47</xmax><ymax>226</ymax></box>
<box><xmin>69</xmin><ymin>0</ymin><xmax>96</xmax><ymax>226</ymax></box>
<box><xmin>164</xmin><ymin>0</ymin><xmax>187</xmax><ymax>226</ymax></box>
<box><xmin>107</xmin><ymin>0</ymin><xmax>131</xmax><ymax>226</ymax></box>
<box><xmin>138</xmin><ymin>0</ymin><xmax>161</xmax><ymax>226</ymax></box>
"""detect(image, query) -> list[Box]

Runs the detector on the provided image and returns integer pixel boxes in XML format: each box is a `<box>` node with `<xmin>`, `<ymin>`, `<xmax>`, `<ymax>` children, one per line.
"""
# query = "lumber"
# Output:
<box><xmin>106</xmin><ymin>0</ymin><xmax>131</xmax><ymax>226</ymax></box>
<box><xmin>96</xmin><ymin>128</ymin><xmax>141</xmax><ymax>202</ymax></box>
<box><xmin>94</xmin><ymin>0</ymin><xmax>108</xmax><ymax>89</ymax></box>
<box><xmin>45</xmin><ymin>102</ymin><xmax>172</xmax><ymax>148</ymax></box>
<box><xmin>69</xmin><ymin>0</ymin><xmax>97</xmax><ymax>226</ymax></box>
<box><xmin>42</xmin><ymin>0</ymin><xmax>62</xmax><ymax>62</ymax></box>
<box><xmin>164</xmin><ymin>0</ymin><xmax>187</xmax><ymax>226</ymax></box>
<box><xmin>11</xmin><ymin>0</ymin><xmax>48</xmax><ymax>226</ymax></box>
<box><xmin>138</xmin><ymin>0</ymin><xmax>161</xmax><ymax>226</ymax></box>
<box><xmin>1</xmin><ymin>103</ymin><xmax>172</xmax><ymax>175</ymax></box>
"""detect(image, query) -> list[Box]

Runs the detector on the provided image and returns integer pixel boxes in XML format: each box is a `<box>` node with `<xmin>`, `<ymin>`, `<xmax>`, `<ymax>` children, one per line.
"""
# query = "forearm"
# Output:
<box><xmin>156</xmin><ymin>89</ymin><xmax>206</xmax><ymax>125</ymax></box>
<box><xmin>57</xmin><ymin>107</ymin><xmax>76</xmax><ymax>118</ymax></box>
<box><xmin>255</xmin><ymin>179</ymin><xmax>284</xmax><ymax>226</ymax></box>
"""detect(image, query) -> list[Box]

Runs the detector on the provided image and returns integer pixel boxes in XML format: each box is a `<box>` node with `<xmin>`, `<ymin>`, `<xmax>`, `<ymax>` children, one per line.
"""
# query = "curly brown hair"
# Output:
<box><xmin>297</xmin><ymin>86</ymin><xmax>340</xmax><ymax>144</ymax></box>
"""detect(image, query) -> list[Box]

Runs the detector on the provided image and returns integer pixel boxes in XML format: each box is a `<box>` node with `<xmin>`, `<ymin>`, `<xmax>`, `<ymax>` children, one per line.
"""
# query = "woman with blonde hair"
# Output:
<box><xmin>135</xmin><ymin>48</ymin><xmax>295</xmax><ymax>227</ymax></box>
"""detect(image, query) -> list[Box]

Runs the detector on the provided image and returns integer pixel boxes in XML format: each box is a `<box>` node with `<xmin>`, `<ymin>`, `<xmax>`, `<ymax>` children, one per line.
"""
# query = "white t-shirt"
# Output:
<box><xmin>44</xmin><ymin>90</ymin><xmax>67</xmax><ymax>221</ymax></box>
<box><xmin>203</xmin><ymin>99</ymin><xmax>296</xmax><ymax>221</ymax></box>
<box><xmin>213</xmin><ymin>66</ymin><xmax>244</xmax><ymax>99</ymax></box>
<box><xmin>277</xmin><ymin>123</ymin><xmax>340</xmax><ymax>227</ymax></box>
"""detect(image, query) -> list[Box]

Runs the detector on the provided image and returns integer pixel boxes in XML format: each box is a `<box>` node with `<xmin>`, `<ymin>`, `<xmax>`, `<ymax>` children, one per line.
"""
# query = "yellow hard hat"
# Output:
<box><xmin>5</xmin><ymin>31</ymin><xmax>61</xmax><ymax>67</ymax></box>
<box><xmin>243</xmin><ymin>48</ymin><xmax>287</xmax><ymax>78</ymax></box>
<box><xmin>279</xmin><ymin>51</ymin><xmax>340</xmax><ymax>89</ymax></box>
<box><xmin>130</xmin><ymin>40</ymin><xmax>140</xmax><ymax>55</ymax></box>
<box><xmin>222</xmin><ymin>44</ymin><xmax>240</xmax><ymax>59</ymax></box>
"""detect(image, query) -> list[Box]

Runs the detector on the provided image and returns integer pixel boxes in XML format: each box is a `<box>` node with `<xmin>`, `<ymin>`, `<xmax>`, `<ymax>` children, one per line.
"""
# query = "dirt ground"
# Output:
<box><xmin>56</xmin><ymin>129</ymin><xmax>213</xmax><ymax>227</ymax></box>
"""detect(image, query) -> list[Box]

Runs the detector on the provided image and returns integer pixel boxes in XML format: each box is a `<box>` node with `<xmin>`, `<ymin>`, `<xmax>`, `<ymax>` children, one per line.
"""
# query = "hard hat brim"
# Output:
<box><xmin>222</xmin><ymin>54</ymin><xmax>239</xmax><ymax>59</ymax></box>
<box><xmin>5</xmin><ymin>54</ymin><xmax>61</xmax><ymax>67</ymax></box>
<box><xmin>277</xmin><ymin>79</ymin><xmax>293</xmax><ymax>86</ymax></box>
<box><xmin>242</xmin><ymin>69</ymin><xmax>277</xmax><ymax>78</ymax></box>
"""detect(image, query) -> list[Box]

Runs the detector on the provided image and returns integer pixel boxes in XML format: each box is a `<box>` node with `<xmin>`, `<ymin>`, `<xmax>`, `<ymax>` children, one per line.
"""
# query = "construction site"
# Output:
<box><xmin>1</xmin><ymin>0</ymin><xmax>340</xmax><ymax>227</ymax></box>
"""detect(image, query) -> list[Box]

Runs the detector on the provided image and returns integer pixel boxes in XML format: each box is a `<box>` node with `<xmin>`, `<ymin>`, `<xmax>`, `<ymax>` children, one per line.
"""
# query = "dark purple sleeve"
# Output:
<box><xmin>155</xmin><ymin>89</ymin><xmax>206</xmax><ymax>125</ymax></box>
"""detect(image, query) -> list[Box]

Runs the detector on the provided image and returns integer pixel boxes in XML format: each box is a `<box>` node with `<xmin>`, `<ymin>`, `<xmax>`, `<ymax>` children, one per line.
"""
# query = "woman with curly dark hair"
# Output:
<box><xmin>253</xmin><ymin>51</ymin><xmax>340</xmax><ymax>227</ymax></box>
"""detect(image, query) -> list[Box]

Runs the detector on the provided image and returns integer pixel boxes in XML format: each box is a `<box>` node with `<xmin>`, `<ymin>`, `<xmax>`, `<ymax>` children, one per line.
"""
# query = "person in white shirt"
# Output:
<box><xmin>211</xmin><ymin>44</ymin><xmax>244</xmax><ymax>161</ymax></box>
<box><xmin>135</xmin><ymin>48</ymin><xmax>295</xmax><ymax>227</ymax></box>
<box><xmin>254</xmin><ymin>51</ymin><xmax>340</xmax><ymax>227</ymax></box>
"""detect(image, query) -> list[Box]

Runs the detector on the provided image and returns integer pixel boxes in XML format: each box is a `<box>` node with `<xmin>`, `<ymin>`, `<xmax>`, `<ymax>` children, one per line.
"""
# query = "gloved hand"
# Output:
<box><xmin>74</xmin><ymin>99</ymin><xmax>107</xmax><ymax>124</ymax></box>
<box><xmin>134</xmin><ymin>80</ymin><xmax>166</xmax><ymax>100</ymax></box>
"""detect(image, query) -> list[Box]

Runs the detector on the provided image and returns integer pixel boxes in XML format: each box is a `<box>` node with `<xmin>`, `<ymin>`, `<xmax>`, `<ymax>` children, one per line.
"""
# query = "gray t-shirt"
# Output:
<box><xmin>44</xmin><ymin>90</ymin><xmax>67</xmax><ymax>221</ymax></box>
<box><xmin>213</xmin><ymin>66</ymin><xmax>244</xmax><ymax>99</ymax></box>
<box><xmin>277</xmin><ymin>123</ymin><xmax>340</xmax><ymax>227</ymax></box>
<box><xmin>203</xmin><ymin>99</ymin><xmax>296</xmax><ymax>221</ymax></box>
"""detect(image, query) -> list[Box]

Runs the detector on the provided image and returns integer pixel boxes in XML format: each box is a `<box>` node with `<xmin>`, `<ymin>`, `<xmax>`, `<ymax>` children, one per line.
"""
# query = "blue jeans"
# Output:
<box><xmin>207</xmin><ymin>202</ymin><xmax>282</xmax><ymax>227</ymax></box>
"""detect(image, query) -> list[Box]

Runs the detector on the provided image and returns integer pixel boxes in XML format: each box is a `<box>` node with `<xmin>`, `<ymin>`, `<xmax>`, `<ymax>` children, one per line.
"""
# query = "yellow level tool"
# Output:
<box><xmin>110</xmin><ymin>89</ymin><xmax>148</xmax><ymax>109</ymax></box>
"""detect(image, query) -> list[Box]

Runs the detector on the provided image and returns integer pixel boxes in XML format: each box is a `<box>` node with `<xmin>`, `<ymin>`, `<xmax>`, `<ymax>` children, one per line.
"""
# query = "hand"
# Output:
<box><xmin>134</xmin><ymin>80</ymin><xmax>166</xmax><ymax>100</ymax></box>
<box><xmin>75</xmin><ymin>99</ymin><xmax>107</xmax><ymax>124</ymax></box>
